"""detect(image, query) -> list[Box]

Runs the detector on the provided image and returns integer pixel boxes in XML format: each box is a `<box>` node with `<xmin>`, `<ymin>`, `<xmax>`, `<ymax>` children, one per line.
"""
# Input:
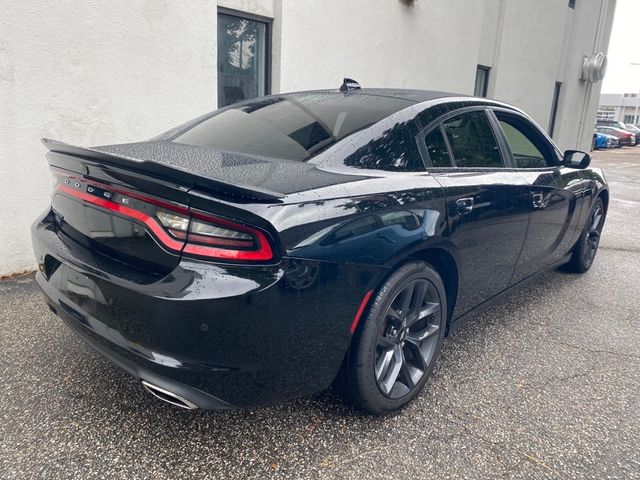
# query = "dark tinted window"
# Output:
<box><xmin>442</xmin><ymin>111</ymin><xmax>503</xmax><ymax>168</ymax></box>
<box><xmin>171</xmin><ymin>94</ymin><xmax>414</xmax><ymax>162</ymax></box>
<box><xmin>495</xmin><ymin>112</ymin><xmax>557</xmax><ymax>168</ymax></box>
<box><xmin>342</xmin><ymin>118</ymin><xmax>424</xmax><ymax>172</ymax></box>
<box><xmin>424</xmin><ymin>128</ymin><xmax>451</xmax><ymax>167</ymax></box>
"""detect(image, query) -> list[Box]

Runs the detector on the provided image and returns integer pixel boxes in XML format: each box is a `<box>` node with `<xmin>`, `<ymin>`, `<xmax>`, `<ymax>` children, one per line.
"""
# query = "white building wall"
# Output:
<box><xmin>0</xmin><ymin>0</ymin><xmax>616</xmax><ymax>276</ymax></box>
<box><xmin>554</xmin><ymin>0</ymin><xmax>616</xmax><ymax>150</ymax></box>
<box><xmin>0</xmin><ymin>0</ymin><xmax>218</xmax><ymax>275</ymax></box>
<box><xmin>488</xmin><ymin>0</ymin><xmax>569</xmax><ymax>129</ymax></box>
<box><xmin>276</xmin><ymin>0</ymin><xmax>485</xmax><ymax>95</ymax></box>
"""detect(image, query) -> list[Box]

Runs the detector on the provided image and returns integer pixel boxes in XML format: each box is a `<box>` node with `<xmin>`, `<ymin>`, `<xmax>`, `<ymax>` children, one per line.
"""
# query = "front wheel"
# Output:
<box><xmin>565</xmin><ymin>197</ymin><xmax>605</xmax><ymax>273</ymax></box>
<box><xmin>335</xmin><ymin>261</ymin><xmax>447</xmax><ymax>414</ymax></box>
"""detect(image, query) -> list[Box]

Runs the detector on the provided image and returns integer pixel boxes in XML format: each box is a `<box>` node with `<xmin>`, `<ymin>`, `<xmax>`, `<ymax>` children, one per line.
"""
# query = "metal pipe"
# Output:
<box><xmin>141</xmin><ymin>381</ymin><xmax>199</xmax><ymax>410</ymax></box>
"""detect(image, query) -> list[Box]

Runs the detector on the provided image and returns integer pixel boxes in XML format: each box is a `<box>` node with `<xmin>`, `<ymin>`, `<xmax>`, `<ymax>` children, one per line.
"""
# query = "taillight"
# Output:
<box><xmin>55</xmin><ymin>174</ymin><xmax>274</xmax><ymax>262</ymax></box>
<box><xmin>156</xmin><ymin>209</ymin><xmax>273</xmax><ymax>260</ymax></box>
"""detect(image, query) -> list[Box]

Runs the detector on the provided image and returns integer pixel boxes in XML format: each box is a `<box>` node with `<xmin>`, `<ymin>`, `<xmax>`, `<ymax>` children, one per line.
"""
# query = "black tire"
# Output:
<box><xmin>335</xmin><ymin>261</ymin><xmax>447</xmax><ymax>414</ymax></box>
<box><xmin>565</xmin><ymin>197</ymin><xmax>605</xmax><ymax>273</ymax></box>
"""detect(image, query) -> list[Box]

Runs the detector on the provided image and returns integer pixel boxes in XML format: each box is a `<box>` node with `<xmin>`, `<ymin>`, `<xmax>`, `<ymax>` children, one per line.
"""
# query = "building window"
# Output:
<box><xmin>474</xmin><ymin>65</ymin><xmax>490</xmax><ymax>97</ymax></box>
<box><xmin>624</xmin><ymin>115</ymin><xmax>635</xmax><ymax>124</ymax></box>
<box><xmin>217</xmin><ymin>10</ymin><xmax>269</xmax><ymax>108</ymax></box>
<box><xmin>569</xmin><ymin>0</ymin><xmax>576</xmax><ymax>9</ymax></box>
<box><xmin>548</xmin><ymin>82</ymin><xmax>562</xmax><ymax>138</ymax></box>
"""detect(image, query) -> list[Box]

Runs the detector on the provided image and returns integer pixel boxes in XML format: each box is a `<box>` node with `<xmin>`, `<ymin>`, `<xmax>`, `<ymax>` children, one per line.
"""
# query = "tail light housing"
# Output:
<box><xmin>155</xmin><ymin>208</ymin><xmax>273</xmax><ymax>260</ymax></box>
<box><xmin>55</xmin><ymin>175</ymin><xmax>274</xmax><ymax>262</ymax></box>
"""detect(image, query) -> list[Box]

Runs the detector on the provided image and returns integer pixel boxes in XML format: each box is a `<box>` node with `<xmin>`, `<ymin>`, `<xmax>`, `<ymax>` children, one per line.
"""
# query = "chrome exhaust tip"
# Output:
<box><xmin>141</xmin><ymin>381</ymin><xmax>199</xmax><ymax>410</ymax></box>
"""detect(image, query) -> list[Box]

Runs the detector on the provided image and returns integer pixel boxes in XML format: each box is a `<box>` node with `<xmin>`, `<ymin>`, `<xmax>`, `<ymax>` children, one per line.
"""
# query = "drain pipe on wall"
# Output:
<box><xmin>576</xmin><ymin>0</ymin><xmax>612</xmax><ymax>149</ymax></box>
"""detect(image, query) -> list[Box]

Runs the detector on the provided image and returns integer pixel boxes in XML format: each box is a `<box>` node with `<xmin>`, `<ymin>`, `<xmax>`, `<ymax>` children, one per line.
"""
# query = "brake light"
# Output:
<box><xmin>55</xmin><ymin>177</ymin><xmax>274</xmax><ymax>262</ymax></box>
<box><xmin>156</xmin><ymin>208</ymin><xmax>273</xmax><ymax>260</ymax></box>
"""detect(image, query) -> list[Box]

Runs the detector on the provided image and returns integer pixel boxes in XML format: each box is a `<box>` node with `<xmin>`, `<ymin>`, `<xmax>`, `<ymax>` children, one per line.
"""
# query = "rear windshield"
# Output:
<box><xmin>170</xmin><ymin>93</ymin><xmax>414</xmax><ymax>162</ymax></box>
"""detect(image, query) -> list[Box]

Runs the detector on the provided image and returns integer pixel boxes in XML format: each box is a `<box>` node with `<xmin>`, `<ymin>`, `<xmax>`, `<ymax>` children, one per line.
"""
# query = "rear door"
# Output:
<box><xmin>490</xmin><ymin>109</ymin><xmax>585</xmax><ymax>282</ymax></box>
<box><xmin>418</xmin><ymin>108</ymin><xmax>531</xmax><ymax>318</ymax></box>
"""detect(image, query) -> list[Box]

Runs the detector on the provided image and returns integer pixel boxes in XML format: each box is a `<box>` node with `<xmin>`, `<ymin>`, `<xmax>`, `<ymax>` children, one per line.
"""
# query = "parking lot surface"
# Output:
<box><xmin>1</xmin><ymin>148</ymin><xmax>639</xmax><ymax>479</ymax></box>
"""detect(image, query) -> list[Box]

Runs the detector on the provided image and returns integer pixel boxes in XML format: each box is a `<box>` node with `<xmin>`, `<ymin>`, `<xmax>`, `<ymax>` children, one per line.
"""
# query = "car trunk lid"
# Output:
<box><xmin>43</xmin><ymin>139</ymin><xmax>301</xmax><ymax>273</ymax></box>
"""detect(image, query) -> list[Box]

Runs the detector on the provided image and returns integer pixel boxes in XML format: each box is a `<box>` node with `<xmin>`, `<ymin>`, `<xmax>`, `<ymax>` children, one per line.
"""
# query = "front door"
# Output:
<box><xmin>490</xmin><ymin>109</ymin><xmax>585</xmax><ymax>283</ymax></box>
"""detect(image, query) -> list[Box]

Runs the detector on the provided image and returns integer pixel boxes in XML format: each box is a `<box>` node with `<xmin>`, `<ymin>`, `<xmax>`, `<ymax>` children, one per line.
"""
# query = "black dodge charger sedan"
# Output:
<box><xmin>32</xmin><ymin>82</ymin><xmax>608</xmax><ymax>414</ymax></box>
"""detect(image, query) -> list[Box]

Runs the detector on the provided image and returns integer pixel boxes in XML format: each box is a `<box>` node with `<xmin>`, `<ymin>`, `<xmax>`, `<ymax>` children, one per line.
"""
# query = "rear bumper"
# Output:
<box><xmin>39</xmin><ymin>278</ymin><xmax>233</xmax><ymax>409</ymax></box>
<box><xmin>32</xmin><ymin>212</ymin><xmax>385</xmax><ymax>408</ymax></box>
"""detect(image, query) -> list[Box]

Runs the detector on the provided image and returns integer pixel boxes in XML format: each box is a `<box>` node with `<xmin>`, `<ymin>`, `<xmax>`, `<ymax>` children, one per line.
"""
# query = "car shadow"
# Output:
<box><xmin>57</xmin><ymin>264</ymin><xmax>585</xmax><ymax>427</ymax></box>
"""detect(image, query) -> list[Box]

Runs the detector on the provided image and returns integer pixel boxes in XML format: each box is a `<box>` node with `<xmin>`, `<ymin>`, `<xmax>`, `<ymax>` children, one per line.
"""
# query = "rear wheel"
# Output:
<box><xmin>566</xmin><ymin>197</ymin><xmax>605</xmax><ymax>273</ymax></box>
<box><xmin>336</xmin><ymin>261</ymin><xmax>447</xmax><ymax>414</ymax></box>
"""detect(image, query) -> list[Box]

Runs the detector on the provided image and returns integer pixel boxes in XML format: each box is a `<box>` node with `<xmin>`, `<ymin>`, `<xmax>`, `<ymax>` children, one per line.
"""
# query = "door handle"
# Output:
<box><xmin>532</xmin><ymin>192</ymin><xmax>545</xmax><ymax>209</ymax></box>
<box><xmin>456</xmin><ymin>197</ymin><xmax>474</xmax><ymax>215</ymax></box>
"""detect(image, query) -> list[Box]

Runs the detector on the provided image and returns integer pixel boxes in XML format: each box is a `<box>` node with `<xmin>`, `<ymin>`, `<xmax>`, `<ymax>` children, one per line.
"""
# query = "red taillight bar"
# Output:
<box><xmin>58</xmin><ymin>185</ymin><xmax>184</xmax><ymax>251</ymax></box>
<box><xmin>50</xmin><ymin>167</ymin><xmax>189</xmax><ymax>215</ymax></box>
<box><xmin>185</xmin><ymin>209</ymin><xmax>274</xmax><ymax>261</ymax></box>
<box><xmin>56</xmin><ymin>183</ymin><xmax>274</xmax><ymax>261</ymax></box>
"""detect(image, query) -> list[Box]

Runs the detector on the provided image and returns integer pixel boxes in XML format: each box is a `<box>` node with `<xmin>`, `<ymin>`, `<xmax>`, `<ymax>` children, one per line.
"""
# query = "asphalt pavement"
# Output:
<box><xmin>1</xmin><ymin>148</ymin><xmax>639</xmax><ymax>479</ymax></box>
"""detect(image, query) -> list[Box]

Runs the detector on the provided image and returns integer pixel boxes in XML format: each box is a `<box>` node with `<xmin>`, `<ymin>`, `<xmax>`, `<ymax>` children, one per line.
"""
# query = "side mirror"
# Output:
<box><xmin>563</xmin><ymin>150</ymin><xmax>591</xmax><ymax>169</ymax></box>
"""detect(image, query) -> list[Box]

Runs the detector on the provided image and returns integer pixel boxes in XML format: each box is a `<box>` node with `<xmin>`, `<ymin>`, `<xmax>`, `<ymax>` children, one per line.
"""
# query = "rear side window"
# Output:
<box><xmin>442</xmin><ymin>111</ymin><xmax>503</xmax><ymax>168</ymax></box>
<box><xmin>424</xmin><ymin>129</ymin><xmax>452</xmax><ymax>167</ymax></box>
<box><xmin>343</xmin><ymin>119</ymin><xmax>425</xmax><ymax>172</ymax></box>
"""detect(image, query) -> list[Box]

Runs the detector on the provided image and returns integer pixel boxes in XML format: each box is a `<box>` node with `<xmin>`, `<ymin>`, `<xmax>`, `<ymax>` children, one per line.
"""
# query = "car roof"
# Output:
<box><xmin>284</xmin><ymin>88</ymin><xmax>469</xmax><ymax>104</ymax></box>
<box><xmin>345</xmin><ymin>88</ymin><xmax>466</xmax><ymax>103</ymax></box>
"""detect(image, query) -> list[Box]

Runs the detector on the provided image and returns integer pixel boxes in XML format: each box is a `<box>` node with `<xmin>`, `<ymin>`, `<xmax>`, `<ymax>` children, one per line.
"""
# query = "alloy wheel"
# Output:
<box><xmin>584</xmin><ymin>203</ymin><xmax>604</xmax><ymax>267</ymax></box>
<box><xmin>374</xmin><ymin>279</ymin><xmax>441</xmax><ymax>399</ymax></box>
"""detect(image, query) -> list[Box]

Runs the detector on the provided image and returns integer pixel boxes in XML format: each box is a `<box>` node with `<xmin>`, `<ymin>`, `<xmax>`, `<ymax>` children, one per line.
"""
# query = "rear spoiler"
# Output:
<box><xmin>42</xmin><ymin>138</ymin><xmax>284</xmax><ymax>203</ymax></box>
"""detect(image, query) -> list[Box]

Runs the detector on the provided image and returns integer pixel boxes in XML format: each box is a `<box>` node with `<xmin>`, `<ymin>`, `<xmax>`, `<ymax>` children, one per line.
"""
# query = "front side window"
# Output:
<box><xmin>495</xmin><ymin>112</ymin><xmax>557</xmax><ymax>168</ymax></box>
<box><xmin>442</xmin><ymin>111</ymin><xmax>503</xmax><ymax>168</ymax></box>
<box><xmin>217</xmin><ymin>12</ymin><xmax>269</xmax><ymax>108</ymax></box>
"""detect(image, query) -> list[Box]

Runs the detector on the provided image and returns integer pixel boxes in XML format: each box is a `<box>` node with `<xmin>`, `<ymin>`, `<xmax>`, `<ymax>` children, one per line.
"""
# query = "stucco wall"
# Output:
<box><xmin>0</xmin><ymin>0</ymin><xmax>218</xmax><ymax>275</ymax></box>
<box><xmin>487</xmin><ymin>0</ymin><xmax>569</xmax><ymax>129</ymax></box>
<box><xmin>0</xmin><ymin>0</ymin><xmax>615</xmax><ymax>276</ymax></box>
<box><xmin>554</xmin><ymin>1</ymin><xmax>615</xmax><ymax>151</ymax></box>
<box><xmin>276</xmin><ymin>0</ymin><xmax>485</xmax><ymax>94</ymax></box>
